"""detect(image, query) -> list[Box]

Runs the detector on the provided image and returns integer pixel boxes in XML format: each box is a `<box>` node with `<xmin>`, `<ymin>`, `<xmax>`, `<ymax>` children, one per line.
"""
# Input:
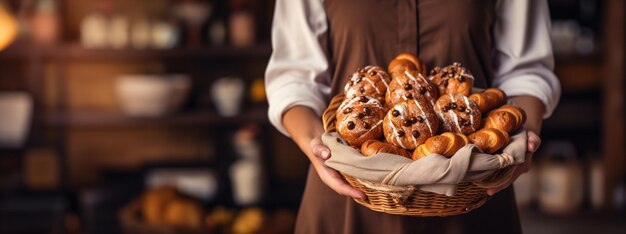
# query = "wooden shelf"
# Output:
<box><xmin>0</xmin><ymin>43</ymin><xmax>272</xmax><ymax>61</ymax></box>
<box><xmin>44</xmin><ymin>108</ymin><xmax>269</xmax><ymax>127</ymax></box>
<box><xmin>0</xmin><ymin>43</ymin><xmax>41</xmax><ymax>60</ymax></box>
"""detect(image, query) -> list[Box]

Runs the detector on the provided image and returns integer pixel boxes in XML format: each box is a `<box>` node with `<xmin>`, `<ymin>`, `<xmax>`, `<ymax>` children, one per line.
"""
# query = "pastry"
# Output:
<box><xmin>162</xmin><ymin>198</ymin><xmax>204</xmax><ymax>228</ymax></box>
<box><xmin>429</xmin><ymin>62</ymin><xmax>474</xmax><ymax>96</ymax></box>
<box><xmin>483</xmin><ymin>105</ymin><xmax>527</xmax><ymax>133</ymax></box>
<box><xmin>336</xmin><ymin>95</ymin><xmax>386</xmax><ymax>146</ymax></box>
<box><xmin>383</xmin><ymin>99</ymin><xmax>439</xmax><ymax>150</ymax></box>
<box><xmin>434</xmin><ymin>93</ymin><xmax>482</xmax><ymax>135</ymax></box>
<box><xmin>344</xmin><ymin>66</ymin><xmax>391</xmax><ymax>102</ymax></box>
<box><xmin>141</xmin><ymin>186</ymin><xmax>178</xmax><ymax>225</ymax></box>
<box><xmin>388</xmin><ymin>58</ymin><xmax>418</xmax><ymax>76</ymax></box>
<box><xmin>386</xmin><ymin>69</ymin><xmax>438</xmax><ymax>107</ymax></box>
<box><xmin>389</xmin><ymin>52</ymin><xmax>428</xmax><ymax>76</ymax></box>
<box><xmin>411</xmin><ymin>132</ymin><xmax>469</xmax><ymax>160</ymax></box>
<box><xmin>205</xmin><ymin>206</ymin><xmax>236</xmax><ymax>228</ymax></box>
<box><xmin>361</xmin><ymin>139</ymin><xmax>411</xmax><ymax>158</ymax></box>
<box><xmin>469</xmin><ymin>88</ymin><xmax>507</xmax><ymax>113</ymax></box>
<box><xmin>468</xmin><ymin>128</ymin><xmax>510</xmax><ymax>153</ymax></box>
<box><xmin>232</xmin><ymin>207</ymin><xmax>264</xmax><ymax>234</ymax></box>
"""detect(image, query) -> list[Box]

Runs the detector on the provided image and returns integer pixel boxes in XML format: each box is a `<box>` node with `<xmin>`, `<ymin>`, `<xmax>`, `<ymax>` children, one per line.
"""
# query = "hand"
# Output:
<box><xmin>486</xmin><ymin>130</ymin><xmax>541</xmax><ymax>196</ymax></box>
<box><xmin>310</xmin><ymin>136</ymin><xmax>331</xmax><ymax>160</ymax></box>
<box><xmin>309</xmin><ymin>137</ymin><xmax>366</xmax><ymax>200</ymax></box>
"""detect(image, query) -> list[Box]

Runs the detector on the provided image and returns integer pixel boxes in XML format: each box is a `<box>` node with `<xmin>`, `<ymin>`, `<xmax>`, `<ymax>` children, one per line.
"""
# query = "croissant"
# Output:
<box><xmin>388</xmin><ymin>52</ymin><xmax>427</xmax><ymax>76</ymax></box>
<box><xmin>468</xmin><ymin>128</ymin><xmax>510</xmax><ymax>154</ymax></box>
<box><xmin>483</xmin><ymin>105</ymin><xmax>527</xmax><ymax>133</ymax></box>
<box><xmin>411</xmin><ymin>132</ymin><xmax>469</xmax><ymax>160</ymax></box>
<box><xmin>361</xmin><ymin>139</ymin><xmax>411</xmax><ymax>158</ymax></box>
<box><xmin>388</xmin><ymin>58</ymin><xmax>418</xmax><ymax>76</ymax></box>
<box><xmin>469</xmin><ymin>88</ymin><xmax>507</xmax><ymax>113</ymax></box>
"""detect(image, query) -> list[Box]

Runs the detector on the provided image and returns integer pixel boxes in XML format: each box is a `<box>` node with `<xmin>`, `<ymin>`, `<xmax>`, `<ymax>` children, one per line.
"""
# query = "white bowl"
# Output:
<box><xmin>211</xmin><ymin>77</ymin><xmax>244</xmax><ymax>117</ymax></box>
<box><xmin>115</xmin><ymin>74</ymin><xmax>191</xmax><ymax>117</ymax></box>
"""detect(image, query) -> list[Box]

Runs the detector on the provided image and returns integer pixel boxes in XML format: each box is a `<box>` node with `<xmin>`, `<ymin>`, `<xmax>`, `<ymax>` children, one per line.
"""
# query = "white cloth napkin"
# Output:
<box><xmin>322</xmin><ymin>130</ymin><xmax>527</xmax><ymax>196</ymax></box>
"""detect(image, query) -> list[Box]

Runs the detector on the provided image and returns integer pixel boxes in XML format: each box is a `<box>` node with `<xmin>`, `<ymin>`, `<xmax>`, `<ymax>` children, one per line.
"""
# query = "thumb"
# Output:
<box><xmin>527</xmin><ymin>131</ymin><xmax>541</xmax><ymax>153</ymax></box>
<box><xmin>310</xmin><ymin>137</ymin><xmax>331</xmax><ymax>160</ymax></box>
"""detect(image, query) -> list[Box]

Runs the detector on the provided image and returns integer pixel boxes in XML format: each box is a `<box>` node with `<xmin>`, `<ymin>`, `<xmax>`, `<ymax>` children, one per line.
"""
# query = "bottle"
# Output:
<box><xmin>537</xmin><ymin>141</ymin><xmax>584</xmax><ymax>215</ymax></box>
<box><xmin>108</xmin><ymin>14</ymin><xmax>129</xmax><ymax>48</ymax></box>
<box><xmin>229</xmin><ymin>0</ymin><xmax>255</xmax><ymax>47</ymax></box>
<box><xmin>30</xmin><ymin>0</ymin><xmax>60</xmax><ymax>45</ymax></box>
<box><xmin>513</xmin><ymin>166</ymin><xmax>537</xmax><ymax>209</ymax></box>
<box><xmin>229</xmin><ymin>125</ymin><xmax>264</xmax><ymax>206</ymax></box>
<box><xmin>130</xmin><ymin>16</ymin><xmax>151</xmax><ymax>49</ymax></box>
<box><xmin>588</xmin><ymin>153</ymin><xmax>605</xmax><ymax>210</ymax></box>
<box><xmin>229</xmin><ymin>10</ymin><xmax>254</xmax><ymax>47</ymax></box>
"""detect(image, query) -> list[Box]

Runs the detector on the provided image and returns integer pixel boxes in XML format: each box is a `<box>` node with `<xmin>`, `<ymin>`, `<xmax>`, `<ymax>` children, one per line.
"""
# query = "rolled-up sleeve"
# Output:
<box><xmin>265</xmin><ymin>0</ymin><xmax>331</xmax><ymax>136</ymax></box>
<box><xmin>492</xmin><ymin>0</ymin><xmax>561</xmax><ymax>118</ymax></box>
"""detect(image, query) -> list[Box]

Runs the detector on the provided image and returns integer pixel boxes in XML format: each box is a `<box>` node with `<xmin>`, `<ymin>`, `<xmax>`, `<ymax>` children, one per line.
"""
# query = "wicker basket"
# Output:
<box><xmin>323</xmin><ymin>94</ymin><xmax>514</xmax><ymax>217</ymax></box>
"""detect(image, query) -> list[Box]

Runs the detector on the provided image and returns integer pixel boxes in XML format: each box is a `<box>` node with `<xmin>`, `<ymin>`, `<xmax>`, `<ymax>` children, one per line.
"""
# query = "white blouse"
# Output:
<box><xmin>265</xmin><ymin>0</ymin><xmax>561</xmax><ymax>137</ymax></box>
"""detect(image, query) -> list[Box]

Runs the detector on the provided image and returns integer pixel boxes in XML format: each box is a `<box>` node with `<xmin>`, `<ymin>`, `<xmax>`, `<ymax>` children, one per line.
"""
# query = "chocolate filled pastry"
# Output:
<box><xmin>434</xmin><ymin>93</ymin><xmax>481</xmax><ymax>135</ymax></box>
<box><xmin>388</xmin><ymin>52</ymin><xmax>427</xmax><ymax>76</ymax></box>
<box><xmin>412</xmin><ymin>132</ymin><xmax>469</xmax><ymax>160</ymax></box>
<box><xmin>429</xmin><ymin>62</ymin><xmax>474</xmax><ymax>96</ymax></box>
<box><xmin>360</xmin><ymin>139</ymin><xmax>411</xmax><ymax>158</ymax></box>
<box><xmin>483</xmin><ymin>105</ymin><xmax>527</xmax><ymax>133</ymax></box>
<box><xmin>468</xmin><ymin>128</ymin><xmax>510</xmax><ymax>154</ymax></box>
<box><xmin>336</xmin><ymin>95</ymin><xmax>386</xmax><ymax>146</ymax></box>
<box><xmin>469</xmin><ymin>88</ymin><xmax>507</xmax><ymax>113</ymax></box>
<box><xmin>344</xmin><ymin>66</ymin><xmax>391</xmax><ymax>102</ymax></box>
<box><xmin>386</xmin><ymin>69</ymin><xmax>438</xmax><ymax>107</ymax></box>
<box><xmin>383</xmin><ymin>99</ymin><xmax>439</xmax><ymax>150</ymax></box>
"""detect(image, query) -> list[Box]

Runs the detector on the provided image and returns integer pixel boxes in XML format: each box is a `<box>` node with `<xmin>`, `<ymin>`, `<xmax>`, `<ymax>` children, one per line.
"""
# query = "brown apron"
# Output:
<box><xmin>295</xmin><ymin>0</ymin><xmax>522</xmax><ymax>233</ymax></box>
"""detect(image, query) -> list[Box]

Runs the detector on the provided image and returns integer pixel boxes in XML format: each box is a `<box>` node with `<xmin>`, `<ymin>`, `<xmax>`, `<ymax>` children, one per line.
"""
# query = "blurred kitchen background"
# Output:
<box><xmin>0</xmin><ymin>0</ymin><xmax>624</xmax><ymax>233</ymax></box>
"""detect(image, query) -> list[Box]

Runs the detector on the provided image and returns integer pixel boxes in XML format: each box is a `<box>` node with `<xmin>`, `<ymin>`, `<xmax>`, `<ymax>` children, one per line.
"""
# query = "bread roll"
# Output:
<box><xmin>469</xmin><ymin>88</ymin><xmax>507</xmax><ymax>113</ymax></box>
<box><xmin>434</xmin><ymin>93</ymin><xmax>482</xmax><ymax>135</ymax></box>
<box><xmin>483</xmin><ymin>105</ymin><xmax>526</xmax><ymax>133</ymax></box>
<box><xmin>141</xmin><ymin>186</ymin><xmax>178</xmax><ymax>225</ymax></box>
<box><xmin>162</xmin><ymin>198</ymin><xmax>204</xmax><ymax>228</ymax></box>
<box><xmin>386</xmin><ymin>69</ymin><xmax>438</xmax><ymax>107</ymax></box>
<box><xmin>388</xmin><ymin>58</ymin><xmax>418</xmax><ymax>76</ymax></box>
<box><xmin>411</xmin><ymin>132</ymin><xmax>468</xmax><ymax>160</ymax></box>
<box><xmin>468</xmin><ymin>128</ymin><xmax>510</xmax><ymax>154</ymax></box>
<box><xmin>429</xmin><ymin>62</ymin><xmax>474</xmax><ymax>96</ymax></box>
<box><xmin>389</xmin><ymin>52</ymin><xmax>427</xmax><ymax>76</ymax></box>
<box><xmin>360</xmin><ymin>139</ymin><xmax>411</xmax><ymax>158</ymax></box>
<box><xmin>336</xmin><ymin>96</ymin><xmax>386</xmax><ymax>146</ymax></box>
<box><xmin>344</xmin><ymin>66</ymin><xmax>391</xmax><ymax>102</ymax></box>
<box><xmin>383</xmin><ymin>99</ymin><xmax>439</xmax><ymax>150</ymax></box>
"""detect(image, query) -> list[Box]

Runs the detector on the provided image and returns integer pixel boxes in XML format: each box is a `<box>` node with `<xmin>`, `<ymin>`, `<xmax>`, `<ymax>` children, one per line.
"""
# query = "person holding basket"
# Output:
<box><xmin>265</xmin><ymin>0</ymin><xmax>560</xmax><ymax>233</ymax></box>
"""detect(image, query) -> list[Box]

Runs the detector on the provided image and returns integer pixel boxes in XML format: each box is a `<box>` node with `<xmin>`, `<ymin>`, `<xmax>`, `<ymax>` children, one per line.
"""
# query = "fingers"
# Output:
<box><xmin>486</xmin><ymin>177</ymin><xmax>513</xmax><ymax>196</ymax></box>
<box><xmin>486</xmin><ymin>164</ymin><xmax>528</xmax><ymax>196</ymax></box>
<box><xmin>325</xmin><ymin>169</ymin><xmax>366</xmax><ymax>199</ymax></box>
<box><xmin>527</xmin><ymin>130</ymin><xmax>542</xmax><ymax>153</ymax></box>
<box><xmin>315</xmin><ymin>164</ymin><xmax>366</xmax><ymax>200</ymax></box>
<box><xmin>329</xmin><ymin>179</ymin><xmax>366</xmax><ymax>200</ymax></box>
<box><xmin>310</xmin><ymin>137</ymin><xmax>331</xmax><ymax>160</ymax></box>
<box><xmin>486</xmin><ymin>185</ymin><xmax>507</xmax><ymax>196</ymax></box>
